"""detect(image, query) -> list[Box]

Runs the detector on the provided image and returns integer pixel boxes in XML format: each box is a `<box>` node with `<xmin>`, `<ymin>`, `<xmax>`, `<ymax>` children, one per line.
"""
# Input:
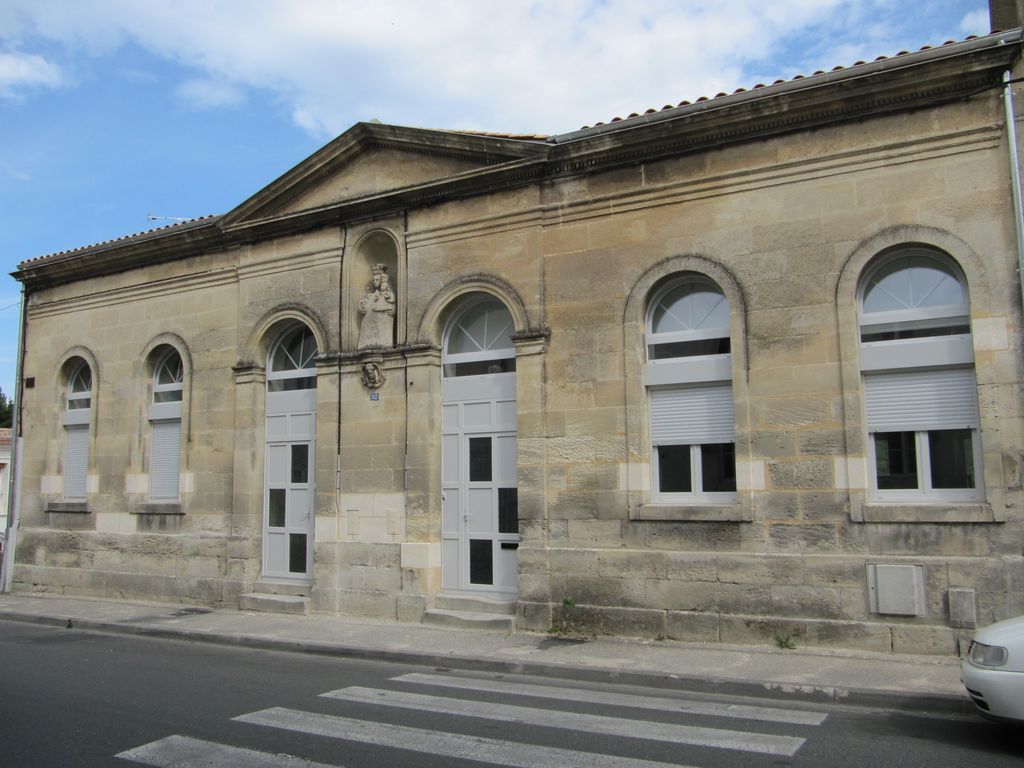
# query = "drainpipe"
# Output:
<box><xmin>1003</xmin><ymin>71</ymin><xmax>1024</xmax><ymax>315</ymax></box>
<box><xmin>335</xmin><ymin>224</ymin><xmax>347</xmax><ymax>524</ymax></box>
<box><xmin>2</xmin><ymin>287</ymin><xmax>27</xmax><ymax>592</ymax></box>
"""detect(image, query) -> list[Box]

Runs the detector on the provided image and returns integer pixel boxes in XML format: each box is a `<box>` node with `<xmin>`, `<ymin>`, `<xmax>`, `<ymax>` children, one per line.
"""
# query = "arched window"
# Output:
<box><xmin>267</xmin><ymin>324</ymin><xmax>318</xmax><ymax>391</ymax></box>
<box><xmin>861</xmin><ymin>252</ymin><xmax>970</xmax><ymax>341</ymax></box>
<box><xmin>443</xmin><ymin>298</ymin><xmax>516</xmax><ymax>377</ymax></box>
<box><xmin>648</xmin><ymin>279</ymin><xmax>731</xmax><ymax>359</ymax></box>
<box><xmin>153</xmin><ymin>350</ymin><xmax>184</xmax><ymax>403</ymax></box>
<box><xmin>859</xmin><ymin>249</ymin><xmax>982</xmax><ymax>501</ymax></box>
<box><xmin>62</xmin><ymin>359</ymin><xmax>92</xmax><ymax>500</ymax></box>
<box><xmin>646</xmin><ymin>277</ymin><xmax>735</xmax><ymax>502</ymax></box>
<box><xmin>67</xmin><ymin>362</ymin><xmax>92</xmax><ymax>410</ymax></box>
<box><xmin>149</xmin><ymin>348</ymin><xmax>184</xmax><ymax>501</ymax></box>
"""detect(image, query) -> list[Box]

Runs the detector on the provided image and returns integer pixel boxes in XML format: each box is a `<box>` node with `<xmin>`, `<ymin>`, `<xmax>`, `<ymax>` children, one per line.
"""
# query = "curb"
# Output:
<box><xmin>0</xmin><ymin>611</ymin><xmax>973</xmax><ymax>716</ymax></box>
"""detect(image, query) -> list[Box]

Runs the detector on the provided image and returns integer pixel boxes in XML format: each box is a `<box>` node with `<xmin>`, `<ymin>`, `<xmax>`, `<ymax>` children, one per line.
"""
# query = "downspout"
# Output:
<box><xmin>335</xmin><ymin>224</ymin><xmax>348</xmax><ymax>527</ymax></box>
<box><xmin>1003</xmin><ymin>70</ymin><xmax>1024</xmax><ymax>314</ymax></box>
<box><xmin>2</xmin><ymin>286</ymin><xmax>27</xmax><ymax>592</ymax></box>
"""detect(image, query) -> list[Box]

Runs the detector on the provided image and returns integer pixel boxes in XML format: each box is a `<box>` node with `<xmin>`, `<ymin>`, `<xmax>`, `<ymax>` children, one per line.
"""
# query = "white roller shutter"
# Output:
<box><xmin>864</xmin><ymin>367</ymin><xmax>979</xmax><ymax>432</ymax></box>
<box><xmin>149</xmin><ymin>419</ymin><xmax>181</xmax><ymax>500</ymax></box>
<box><xmin>63</xmin><ymin>424</ymin><xmax>88</xmax><ymax>500</ymax></box>
<box><xmin>650</xmin><ymin>383</ymin><xmax>735</xmax><ymax>445</ymax></box>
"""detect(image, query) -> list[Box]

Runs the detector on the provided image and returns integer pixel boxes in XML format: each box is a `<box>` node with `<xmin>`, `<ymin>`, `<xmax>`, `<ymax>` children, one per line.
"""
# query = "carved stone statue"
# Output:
<box><xmin>357</xmin><ymin>263</ymin><xmax>395</xmax><ymax>349</ymax></box>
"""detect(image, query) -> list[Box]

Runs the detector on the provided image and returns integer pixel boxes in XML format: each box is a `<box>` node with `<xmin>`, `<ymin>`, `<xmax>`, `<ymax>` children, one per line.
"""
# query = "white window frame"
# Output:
<box><xmin>645</xmin><ymin>277</ymin><xmax>736</xmax><ymax>504</ymax></box>
<box><xmin>62</xmin><ymin>361</ymin><xmax>92</xmax><ymax>501</ymax></box>
<box><xmin>149</xmin><ymin>349</ymin><xmax>183</xmax><ymax>501</ymax></box>
<box><xmin>66</xmin><ymin>362</ymin><xmax>91</xmax><ymax>411</ymax></box>
<box><xmin>866</xmin><ymin>428</ymin><xmax>983</xmax><ymax>503</ymax></box>
<box><xmin>859</xmin><ymin>249</ymin><xmax>983</xmax><ymax>504</ymax></box>
<box><xmin>267</xmin><ymin>325</ymin><xmax>318</xmax><ymax>391</ymax></box>
<box><xmin>442</xmin><ymin>297</ymin><xmax>516</xmax><ymax>376</ymax></box>
<box><xmin>652</xmin><ymin>442</ymin><xmax>737</xmax><ymax>504</ymax></box>
<box><xmin>152</xmin><ymin>349</ymin><xmax>183</xmax><ymax>403</ymax></box>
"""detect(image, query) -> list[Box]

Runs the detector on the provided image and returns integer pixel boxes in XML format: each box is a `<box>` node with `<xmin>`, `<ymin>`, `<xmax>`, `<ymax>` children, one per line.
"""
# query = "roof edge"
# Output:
<box><xmin>552</xmin><ymin>28</ymin><xmax>1024</xmax><ymax>144</ymax></box>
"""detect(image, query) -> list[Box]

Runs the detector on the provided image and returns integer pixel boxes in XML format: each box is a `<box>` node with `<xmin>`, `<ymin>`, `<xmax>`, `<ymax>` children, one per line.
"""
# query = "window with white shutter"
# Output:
<box><xmin>859</xmin><ymin>250</ymin><xmax>983</xmax><ymax>502</ymax></box>
<box><xmin>62</xmin><ymin>424</ymin><xmax>88</xmax><ymax>500</ymax></box>
<box><xmin>149</xmin><ymin>420</ymin><xmax>180</xmax><ymax>500</ymax></box>
<box><xmin>62</xmin><ymin>360</ymin><xmax>92</xmax><ymax>501</ymax></box>
<box><xmin>646</xmin><ymin>277</ymin><xmax>736</xmax><ymax>502</ymax></box>
<box><xmin>149</xmin><ymin>348</ymin><xmax>183</xmax><ymax>501</ymax></box>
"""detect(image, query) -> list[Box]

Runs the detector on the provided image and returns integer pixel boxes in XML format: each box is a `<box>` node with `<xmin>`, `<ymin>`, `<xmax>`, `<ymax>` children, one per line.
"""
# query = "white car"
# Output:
<box><xmin>962</xmin><ymin>615</ymin><xmax>1024</xmax><ymax>722</ymax></box>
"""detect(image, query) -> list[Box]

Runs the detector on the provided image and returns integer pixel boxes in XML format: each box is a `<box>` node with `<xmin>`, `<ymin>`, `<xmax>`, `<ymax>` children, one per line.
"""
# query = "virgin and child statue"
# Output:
<box><xmin>357</xmin><ymin>263</ymin><xmax>395</xmax><ymax>350</ymax></box>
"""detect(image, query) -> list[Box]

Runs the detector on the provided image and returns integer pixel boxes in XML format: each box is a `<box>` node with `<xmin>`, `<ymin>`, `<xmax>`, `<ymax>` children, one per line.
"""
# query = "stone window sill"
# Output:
<box><xmin>132</xmin><ymin>503</ymin><xmax>184</xmax><ymax>515</ymax></box>
<box><xmin>632</xmin><ymin>503</ymin><xmax>744</xmax><ymax>522</ymax></box>
<box><xmin>45</xmin><ymin>502</ymin><xmax>89</xmax><ymax>514</ymax></box>
<box><xmin>860</xmin><ymin>503</ymin><xmax>995</xmax><ymax>524</ymax></box>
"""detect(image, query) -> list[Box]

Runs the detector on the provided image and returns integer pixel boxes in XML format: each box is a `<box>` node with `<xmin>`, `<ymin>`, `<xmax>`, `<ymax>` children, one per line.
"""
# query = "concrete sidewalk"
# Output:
<box><xmin>0</xmin><ymin>592</ymin><xmax>971</xmax><ymax>715</ymax></box>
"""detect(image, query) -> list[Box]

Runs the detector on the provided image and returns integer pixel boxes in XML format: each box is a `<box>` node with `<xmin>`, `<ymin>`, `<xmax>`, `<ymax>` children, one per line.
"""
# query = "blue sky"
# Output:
<box><xmin>0</xmin><ymin>0</ymin><xmax>992</xmax><ymax>399</ymax></box>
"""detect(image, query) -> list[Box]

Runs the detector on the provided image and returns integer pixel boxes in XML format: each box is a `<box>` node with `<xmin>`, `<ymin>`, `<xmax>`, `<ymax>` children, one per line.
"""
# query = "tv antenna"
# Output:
<box><xmin>146</xmin><ymin>214</ymin><xmax>189</xmax><ymax>223</ymax></box>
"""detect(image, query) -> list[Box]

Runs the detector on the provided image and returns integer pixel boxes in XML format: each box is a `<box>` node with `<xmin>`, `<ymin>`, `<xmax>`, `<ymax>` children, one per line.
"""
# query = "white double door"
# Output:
<box><xmin>263</xmin><ymin>389</ymin><xmax>316</xmax><ymax>580</ymax></box>
<box><xmin>441</xmin><ymin>372</ymin><xmax>519</xmax><ymax>596</ymax></box>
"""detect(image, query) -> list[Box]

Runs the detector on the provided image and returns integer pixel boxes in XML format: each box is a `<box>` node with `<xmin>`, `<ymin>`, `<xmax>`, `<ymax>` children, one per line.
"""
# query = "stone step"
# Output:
<box><xmin>239</xmin><ymin>592</ymin><xmax>309</xmax><ymax>616</ymax></box>
<box><xmin>432</xmin><ymin>595</ymin><xmax>516</xmax><ymax>615</ymax></box>
<box><xmin>252</xmin><ymin>579</ymin><xmax>310</xmax><ymax>597</ymax></box>
<box><xmin>422</xmin><ymin>609</ymin><xmax>514</xmax><ymax>631</ymax></box>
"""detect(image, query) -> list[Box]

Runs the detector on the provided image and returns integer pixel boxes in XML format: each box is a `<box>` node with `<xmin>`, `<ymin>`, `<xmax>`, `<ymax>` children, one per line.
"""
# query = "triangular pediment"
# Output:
<box><xmin>220</xmin><ymin>122</ymin><xmax>548</xmax><ymax>228</ymax></box>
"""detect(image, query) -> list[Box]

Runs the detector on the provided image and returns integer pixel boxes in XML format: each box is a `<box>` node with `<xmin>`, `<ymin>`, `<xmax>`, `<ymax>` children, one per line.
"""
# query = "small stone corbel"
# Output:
<box><xmin>361</xmin><ymin>361</ymin><xmax>386</xmax><ymax>389</ymax></box>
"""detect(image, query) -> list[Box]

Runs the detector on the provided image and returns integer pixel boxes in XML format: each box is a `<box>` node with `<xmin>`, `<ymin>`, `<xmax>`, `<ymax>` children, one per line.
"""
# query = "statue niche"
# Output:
<box><xmin>357</xmin><ymin>263</ymin><xmax>396</xmax><ymax>349</ymax></box>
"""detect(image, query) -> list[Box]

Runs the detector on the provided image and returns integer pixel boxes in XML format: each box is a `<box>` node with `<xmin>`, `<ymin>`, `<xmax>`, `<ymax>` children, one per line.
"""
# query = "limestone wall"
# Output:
<box><xmin>11</xmin><ymin>74</ymin><xmax>1024</xmax><ymax>653</ymax></box>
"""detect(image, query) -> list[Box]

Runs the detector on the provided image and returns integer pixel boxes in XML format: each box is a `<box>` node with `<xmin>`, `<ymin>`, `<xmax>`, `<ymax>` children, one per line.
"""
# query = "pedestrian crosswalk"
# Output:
<box><xmin>117</xmin><ymin>670</ymin><xmax>830</xmax><ymax>767</ymax></box>
<box><xmin>390</xmin><ymin>672</ymin><xmax>828</xmax><ymax>726</ymax></box>
<box><xmin>237</xmin><ymin>708</ymin><xmax>705</xmax><ymax>768</ymax></box>
<box><xmin>320</xmin><ymin>686</ymin><xmax>805</xmax><ymax>755</ymax></box>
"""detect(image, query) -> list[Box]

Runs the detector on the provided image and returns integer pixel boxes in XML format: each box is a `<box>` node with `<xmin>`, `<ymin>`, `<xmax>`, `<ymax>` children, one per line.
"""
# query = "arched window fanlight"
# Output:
<box><xmin>153</xmin><ymin>349</ymin><xmax>184</xmax><ymax>403</ymax></box>
<box><xmin>67</xmin><ymin>361</ymin><xmax>92</xmax><ymax>411</ymax></box>
<box><xmin>268</xmin><ymin>325</ymin><xmax>318</xmax><ymax>391</ymax></box>
<box><xmin>443</xmin><ymin>298</ymin><xmax>516</xmax><ymax>377</ymax></box>
<box><xmin>860</xmin><ymin>250</ymin><xmax>970</xmax><ymax>342</ymax></box>
<box><xmin>647</xmin><ymin>278</ymin><xmax>730</xmax><ymax>360</ymax></box>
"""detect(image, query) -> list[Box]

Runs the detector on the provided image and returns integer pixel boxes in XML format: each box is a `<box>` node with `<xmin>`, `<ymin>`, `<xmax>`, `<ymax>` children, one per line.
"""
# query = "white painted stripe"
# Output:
<box><xmin>320</xmin><ymin>686</ymin><xmax>805</xmax><ymax>756</ymax></box>
<box><xmin>236</xmin><ymin>707</ymin><xmax>698</xmax><ymax>768</ymax></box>
<box><xmin>117</xmin><ymin>735</ymin><xmax>338</xmax><ymax>768</ymax></box>
<box><xmin>391</xmin><ymin>673</ymin><xmax>828</xmax><ymax>726</ymax></box>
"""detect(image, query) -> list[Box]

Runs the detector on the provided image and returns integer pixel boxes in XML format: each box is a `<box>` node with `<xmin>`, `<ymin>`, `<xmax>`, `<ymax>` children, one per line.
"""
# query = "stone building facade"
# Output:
<box><xmin>7</xmin><ymin>26</ymin><xmax>1024</xmax><ymax>654</ymax></box>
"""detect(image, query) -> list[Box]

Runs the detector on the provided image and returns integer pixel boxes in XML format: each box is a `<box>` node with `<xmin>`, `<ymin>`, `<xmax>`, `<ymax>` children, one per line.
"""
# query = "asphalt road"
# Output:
<box><xmin>0</xmin><ymin>621</ymin><xmax>1018</xmax><ymax>768</ymax></box>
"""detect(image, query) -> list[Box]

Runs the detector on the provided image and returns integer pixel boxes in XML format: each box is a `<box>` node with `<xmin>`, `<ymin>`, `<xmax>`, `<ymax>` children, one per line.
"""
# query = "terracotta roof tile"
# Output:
<box><xmin>576</xmin><ymin>32</ymin><xmax>996</xmax><ymax>130</ymax></box>
<box><xmin>18</xmin><ymin>214</ymin><xmax>220</xmax><ymax>268</ymax></box>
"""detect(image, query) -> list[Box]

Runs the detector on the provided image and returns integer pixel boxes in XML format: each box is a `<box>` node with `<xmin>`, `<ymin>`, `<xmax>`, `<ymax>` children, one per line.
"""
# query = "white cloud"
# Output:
<box><xmin>0</xmin><ymin>0</ymin><xmax>989</xmax><ymax>135</ymax></box>
<box><xmin>0</xmin><ymin>50</ymin><xmax>61</xmax><ymax>97</ymax></box>
<box><xmin>4</xmin><ymin>167</ymin><xmax>31</xmax><ymax>182</ymax></box>
<box><xmin>176</xmin><ymin>78</ymin><xmax>246</xmax><ymax>109</ymax></box>
<box><xmin>960</xmin><ymin>9</ymin><xmax>991</xmax><ymax>34</ymax></box>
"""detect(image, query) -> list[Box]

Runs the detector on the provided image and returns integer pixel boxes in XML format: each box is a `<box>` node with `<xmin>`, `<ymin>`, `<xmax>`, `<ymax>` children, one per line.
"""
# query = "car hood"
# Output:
<box><xmin>974</xmin><ymin>615</ymin><xmax>1024</xmax><ymax>645</ymax></box>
